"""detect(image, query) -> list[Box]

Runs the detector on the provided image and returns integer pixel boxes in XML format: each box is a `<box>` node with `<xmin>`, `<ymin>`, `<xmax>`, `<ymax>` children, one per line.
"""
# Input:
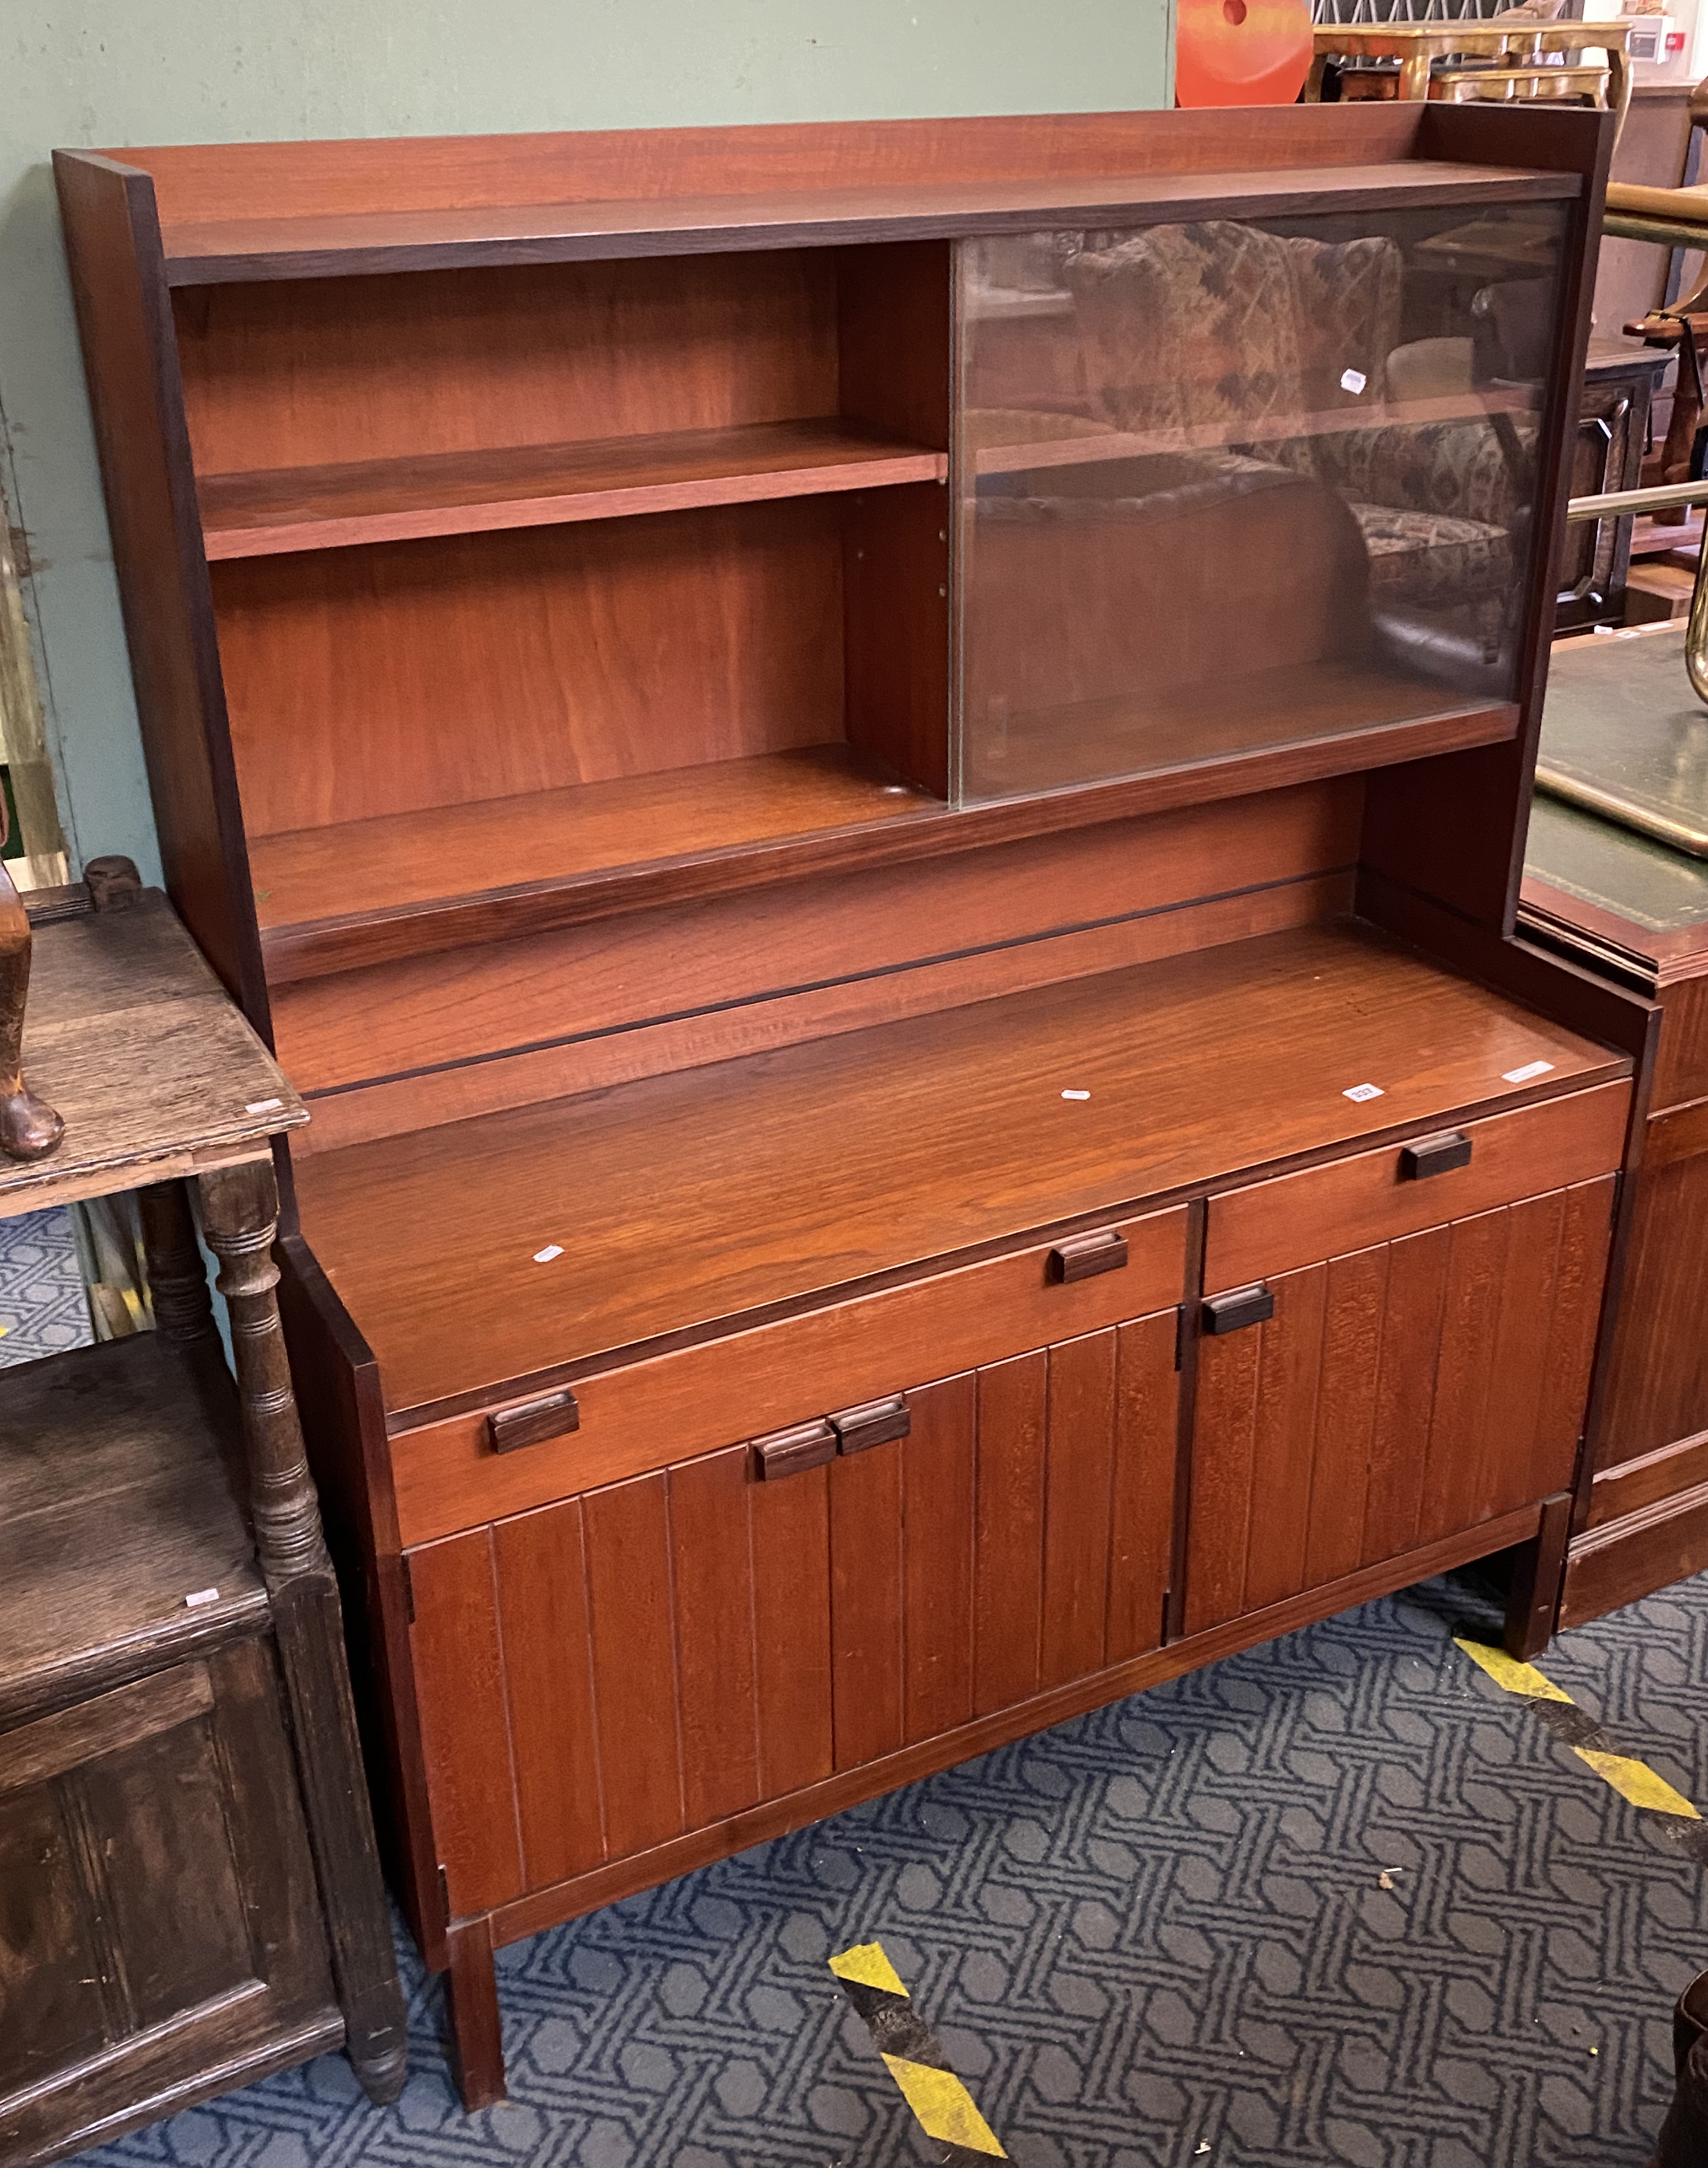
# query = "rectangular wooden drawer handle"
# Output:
<box><xmin>1202</xmin><ymin>1283</ymin><xmax>1275</xmax><ymax>1336</ymax></box>
<box><xmin>1400</xmin><ymin>1130</ymin><xmax>1473</xmax><ymax>1180</ymax></box>
<box><xmin>752</xmin><ymin>1419</ymin><xmax>837</xmax><ymax>1480</ymax></box>
<box><xmin>488</xmin><ymin>1388</ymin><xmax>580</xmax><ymax>1455</ymax></box>
<box><xmin>1048</xmin><ymin>1228</ymin><xmax>1129</xmax><ymax>1282</ymax></box>
<box><xmin>829</xmin><ymin>1393</ymin><xmax>911</xmax><ymax>1455</ymax></box>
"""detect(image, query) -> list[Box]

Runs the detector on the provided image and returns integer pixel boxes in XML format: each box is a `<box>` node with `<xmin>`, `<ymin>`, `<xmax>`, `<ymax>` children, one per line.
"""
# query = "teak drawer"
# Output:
<box><xmin>1203</xmin><ymin>1081</ymin><xmax>1630</xmax><ymax>1293</ymax></box>
<box><xmin>390</xmin><ymin>1206</ymin><xmax>1188</xmax><ymax>1547</ymax></box>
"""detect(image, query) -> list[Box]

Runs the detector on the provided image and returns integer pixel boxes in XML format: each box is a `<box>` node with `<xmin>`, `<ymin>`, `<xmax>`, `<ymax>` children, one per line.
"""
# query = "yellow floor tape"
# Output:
<box><xmin>830</xmin><ymin>1939</ymin><xmax>1009</xmax><ymax>2161</ymax></box>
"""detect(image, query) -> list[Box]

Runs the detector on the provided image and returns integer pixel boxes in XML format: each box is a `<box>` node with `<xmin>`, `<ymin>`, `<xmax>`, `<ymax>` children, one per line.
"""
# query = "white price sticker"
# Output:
<box><xmin>1340</xmin><ymin>368</ymin><xmax>1367</xmax><ymax>395</ymax></box>
<box><xmin>1342</xmin><ymin>1083</ymin><xmax>1384</xmax><ymax>1104</ymax></box>
<box><xmin>1502</xmin><ymin>1061</ymin><xmax>1554</xmax><ymax>1084</ymax></box>
<box><xmin>533</xmin><ymin>1244</ymin><xmax>564</xmax><ymax>1264</ymax></box>
<box><xmin>1061</xmin><ymin>1089</ymin><xmax>1091</xmax><ymax>1101</ymax></box>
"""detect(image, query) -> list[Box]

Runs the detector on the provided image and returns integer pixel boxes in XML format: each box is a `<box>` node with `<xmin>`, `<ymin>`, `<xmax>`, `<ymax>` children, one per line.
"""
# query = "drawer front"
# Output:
<box><xmin>407</xmin><ymin>1307</ymin><xmax>1181</xmax><ymax>1920</ymax></box>
<box><xmin>391</xmin><ymin>1205</ymin><xmax>1187</xmax><ymax>1546</ymax></box>
<box><xmin>1204</xmin><ymin>1081</ymin><xmax>1629</xmax><ymax>1294</ymax></box>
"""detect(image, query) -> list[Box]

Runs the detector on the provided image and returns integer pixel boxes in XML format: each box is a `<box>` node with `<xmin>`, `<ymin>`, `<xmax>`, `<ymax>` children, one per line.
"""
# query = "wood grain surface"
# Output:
<box><xmin>292</xmin><ymin>922</ymin><xmax>1626</xmax><ymax>1423</ymax></box>
<box><xmin>404</xmin><ymin>1307</ymin><xmax>1176</xmax><ymax>1919</ymax></box>
<box><xmin>1184</xmin><ymin>1175</ymin><xmax>1614</xmax><ymax>1634</ymax></box>
<box><xmin>1</xmin><ymin>891</ymin><xmax>301</xmax><ymax>1215</ymax></box>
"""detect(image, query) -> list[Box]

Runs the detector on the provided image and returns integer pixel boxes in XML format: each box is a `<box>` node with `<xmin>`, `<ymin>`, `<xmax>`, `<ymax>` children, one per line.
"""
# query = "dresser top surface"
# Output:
<box><xmin>292</xmin><ymin>918</ymin><xmax>1629</xmax><ymax>1426</ymax></box>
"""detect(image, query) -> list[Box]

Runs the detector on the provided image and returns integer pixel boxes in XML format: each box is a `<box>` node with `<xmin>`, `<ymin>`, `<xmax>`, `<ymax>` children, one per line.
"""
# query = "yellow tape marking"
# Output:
<box><xmin>1574</xmin><ymin>1750</ymin><xmax>1701</xmax><ymax>1819</ymax></box>
<box><xmin>828</xmin><ymin>1940</ymin><xmax>910</xmax><ymax>1996</ymax></box>
<box><xmin>1452</xmin><ymin>1636</ymin><xmax>1573</xmax><ymax>1702</ymax></box>
<box><xmin>880</xmin><ymin>2057</ymin><xmax>1008</xmax><ymax>2157</ymax></box>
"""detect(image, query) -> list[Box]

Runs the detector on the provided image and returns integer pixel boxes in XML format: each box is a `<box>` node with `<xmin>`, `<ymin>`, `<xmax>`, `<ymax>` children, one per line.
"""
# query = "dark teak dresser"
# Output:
<box><xmin>54</xmin><ymin>102</ymin><xmax>1660</xmax><ymax>2102</ymax></box>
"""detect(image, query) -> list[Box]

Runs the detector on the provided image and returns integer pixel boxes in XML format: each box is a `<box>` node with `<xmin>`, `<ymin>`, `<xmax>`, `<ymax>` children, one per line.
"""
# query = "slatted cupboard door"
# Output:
<box><xmin>404</xmin><ymin>1311</ymin><xmax>1178</xmax><ymax>1923</ymax></box>
<box><xmin>1183</xmin><ymin>1177</ymin><xmax>1615</xmax><ymax>1636</ymax></box>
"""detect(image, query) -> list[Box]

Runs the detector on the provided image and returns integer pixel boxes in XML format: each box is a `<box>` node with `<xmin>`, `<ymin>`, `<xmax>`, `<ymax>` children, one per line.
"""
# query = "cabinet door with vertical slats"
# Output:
<box><xmin>404</xmin><ymin>1303</ymin><xmax>1180</xmax><ymax>1915</ymax></box>
<box><xmin>1185</xmin><ymin>1174</ymin><xmax>1614</xmax><ymax>1637</ymax></box>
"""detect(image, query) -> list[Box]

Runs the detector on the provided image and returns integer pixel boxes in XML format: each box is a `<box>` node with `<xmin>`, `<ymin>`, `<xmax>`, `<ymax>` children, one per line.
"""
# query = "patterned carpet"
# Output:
<box><xmin>0</xmin><ymin>1205</ymin><xmax>89</xmax><ymax>1365</ymax></box>
<box><xmin>74</xmin><ymin>1564</ymin><xmax>1708</xmax><ymax>2168</ymax></box>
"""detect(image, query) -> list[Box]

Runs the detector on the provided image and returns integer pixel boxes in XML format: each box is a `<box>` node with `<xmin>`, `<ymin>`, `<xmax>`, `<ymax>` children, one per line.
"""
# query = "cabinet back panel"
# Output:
<box><xmin>215</xmin><ymin>497</ymin><xmax>847</xmax><ymax>833</ymax></box>
<box><xmin>175</xmin><ymin>253</ymin><xmax>841</xmax><ymax>474</ymax></box>
<box><xmin>274</xmin><ymin>781</ymin><xmax>1362</xmax><ymax>1098</ymax></box>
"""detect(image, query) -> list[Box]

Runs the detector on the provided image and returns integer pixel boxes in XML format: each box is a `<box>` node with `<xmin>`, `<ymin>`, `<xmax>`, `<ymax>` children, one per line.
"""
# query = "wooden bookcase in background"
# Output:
<box><xmin>55</xmin><ymin>103</ymin><xmax>1659</xmax><ymax>2107</ymax></box>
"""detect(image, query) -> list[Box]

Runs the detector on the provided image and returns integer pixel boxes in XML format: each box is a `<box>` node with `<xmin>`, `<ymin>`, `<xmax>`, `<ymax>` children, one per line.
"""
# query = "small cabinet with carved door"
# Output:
<box><xmin>1183</xmin><ymin>1086</ymin><xmax>1628</xmax><ymax>1636</ymax></box>
<box><xmin>404</xmin><ymin>1306</ymin><xmax>1180</xmax><ymax>1930</ymax></box>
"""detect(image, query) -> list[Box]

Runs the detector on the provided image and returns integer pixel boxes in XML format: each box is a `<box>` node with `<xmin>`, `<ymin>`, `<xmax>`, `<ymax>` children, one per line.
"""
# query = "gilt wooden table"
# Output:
<box><xmin>1309</xmin><ymin>19</ymin><xmax>1635</xmax><ymax>139</ymax></box>
<box><xmin>0</xmin><ymin>872</ymin><xmax>405</xmax><ymax>2163</ymax></box>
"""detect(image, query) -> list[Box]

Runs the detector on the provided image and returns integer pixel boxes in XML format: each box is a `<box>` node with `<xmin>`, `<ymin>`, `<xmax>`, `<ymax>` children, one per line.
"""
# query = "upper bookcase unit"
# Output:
<box><xmin>53</xmin><ymin>105</ymin><xmax>1602</xmax><ymax>1019</ymax></box>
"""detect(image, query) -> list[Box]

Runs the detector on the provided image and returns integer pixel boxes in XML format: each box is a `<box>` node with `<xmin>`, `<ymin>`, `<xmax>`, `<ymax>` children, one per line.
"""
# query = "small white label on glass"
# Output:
<box><xmin>533</xmin><ymin>1244</ymin><xmax>564</xmax><ymax>1264</ymax></box>
<box><xmin>1340</xmin><ymin>368</ymin><xmax>1367</xmax><ymax>395</ymax></box>
<box><xmin>1061</xmin><ymin>1089</ymin><xmax>1092</xmax><ymax>1101</ymax></box>
<box><xmin>1343</xmin><ymin>1082</ymin><xmax>1384</xmax><ymax>1103</ymax></box>
<box><xmin>1502</xmin><ymin>1059</ymin><xmax>1554</xmax><ymax>1084</ymax></box>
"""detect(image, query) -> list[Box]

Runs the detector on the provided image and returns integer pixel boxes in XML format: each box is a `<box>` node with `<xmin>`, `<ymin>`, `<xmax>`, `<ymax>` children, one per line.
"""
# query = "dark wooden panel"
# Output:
<box><xmin>0</xmin><ymin>1788</ymin><xmax>107</xmax><ymax>2092</ymax></box>
<box><xmin>1533</xmin><ymin>1176</ymin><xmax>1617</xmax><ymax>1498</ymax></box>
<box><xmin>1302</xmin><ymin>1248</ymin><xmax>1387</xmax><ymax>1589</ymax></box>
<box><xmin>1563</xmin><ymin>1478</ymin><xmax>1708</xmax><ymax>1627</ymax></box>
<box><xmin>294</xmin><ymin>923</ymin><xmax>1622</xmax><ymax>1428</ymax></box>
<box><xmin>1361</xmin><ymin>1226</ymin><xmax>1451</xmax><ymax>1564</ymax></box>
<box><xmin>76</xmin><ymin>1713</ymin><xmax>253</xmax><ymax>2030</ymax></box>
<box><xmin>901</xmin><ymin>1374</ymin><xmax>976</xmax><ymax>1746</ymax></box>
<box><xmin>115</xmin><ymin>108</ymin><xmax>1437</xmax><ymax>229</ymax></box>
<box><xmin>49</xmin><ymin>154</ymin><xmax>264</xmax><ymax>1021</ymax></box>
<box><xmin>1106</xmin><ymin>1312</ymin><xmax>1179</xmax><ymax>1665</ymax></box>
<box><xmin>1597</xmin><ymin>1124</ymin><xmax>1708</xmax><ymax>1471</ymax></box>
<box><xmin>1655</xmin><ymin>979</ymin><xmax>1708</xmax><ymax>1112</ymax></box>
<box><xmin>669</xmin><ymin>1446</ymin><xmax>762</xmax><ymax>1826</ymax></box>
<box><xmin>749</xmin><ymin>1462</ymin><xmax>834</xmax><ymax>1798</ymax></box>
<box><xmin>843</xmin><ymin>481</ymin><xmax>949</xmax><ymax>800</ymax></box>
<box><xmin>1183</xmin><ymin>1326</ymin><xmax>1260</xmax><ymax>1638</ymax></box>
<box><xmin>581</xmin><ymin>1474</ymin><xmax>684</xmax><ymax>1858</ymax></box>
<box><xmin>1243</xmin><ymin>1264</ymin><xmax>1327</xmax><ymax>1613</ymax></box>
<box><xmin>973</xmin><ymin>1351</ymin><xmax>1047</xmax><ymax>1717</ymax></box>
<box><xmin>1416</xmin><ymin>1207</ymin><xmax>1512</xmax><ymax>1546</ymax></box>
<box><xmin>215</xmin><ymin>496</ymin><xmax>847</xmax><ymax>837</ymax></box>
<box><xmin>177</xmin><ymin>252</ymin><xmax>840</xmax><ymax>475</ymax></box>
<box><xmin>1587</xmin><ymin>1429</ymin><xmax>1708</xmax><ymax>1532</ymax></box>
<box><xmin>829</xmin><ymin>1438</ymin><xmax>906</xmax><ymax>1771</ymax></box>
<box><xmin>1471</xmin><ymin>1188</ymin><xmax>1566</xmax><ymax>1530</ymax></box>
<box><xmin>492</xmin><ymin>1501</ymin><xmax>606</xmax><ymax>1889</ymax></box>
<box><xmin>406</xmin><ymin>1529</ymin><xmax>524</xmax><ymax>1917</ymax></box>
<box><xmin>1040</xmin><ymin>1330</ymin><xmax>1117</xmax><ymax>1690</ymax></box>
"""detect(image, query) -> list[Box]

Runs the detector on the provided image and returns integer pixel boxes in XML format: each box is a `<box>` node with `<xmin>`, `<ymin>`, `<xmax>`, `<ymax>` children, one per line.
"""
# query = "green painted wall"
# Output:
<box><xmin>0</xmin><ymin>3</ymin><xmax>1173</xmax><ymax>882</ymax></box>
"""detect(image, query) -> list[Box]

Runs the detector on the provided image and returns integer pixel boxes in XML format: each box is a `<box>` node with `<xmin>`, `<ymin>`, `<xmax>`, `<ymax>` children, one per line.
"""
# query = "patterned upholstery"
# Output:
<box><xmin>1063</xmin><ymin>219</ymin><xmax>1521</xmax><ymax>616</ymax></box>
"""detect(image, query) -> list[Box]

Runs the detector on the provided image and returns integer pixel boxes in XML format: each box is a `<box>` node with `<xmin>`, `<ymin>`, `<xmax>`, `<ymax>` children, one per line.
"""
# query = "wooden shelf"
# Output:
<box><xmin>967</xmin><ymin>388</ymin><xmax>1542</xmax><ymax>481</ymax></box>
<box><xmin>254</xmin><ymin>698</ymin><xmax>1518</xmax><ymax>986</ymax></box>
<box><xmin>157</xmin><ymin>161</ymin><xmax>1578</xmax><ymax>283</ymax></box>
<box><xmin>292</xmin><ymin>919</ymin><xmax>1628</xmax><ymax>1425</ymax></box>
<box><xmin>252</xmin><ymin>746</ymin><xmax>941</xmax><ymax>981</ymax></box>
<box><xmin>199</xmin><ymin>418</ymin><xmax>947</xmax><ymax>560</ymax></box>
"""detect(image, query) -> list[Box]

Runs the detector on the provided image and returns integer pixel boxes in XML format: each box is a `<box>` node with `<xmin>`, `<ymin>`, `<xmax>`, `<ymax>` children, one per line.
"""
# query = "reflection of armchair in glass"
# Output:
<box><xmin>1065</xmin><ymin>219</ymin><xmax>1539</xmax><ymax>680</ymax></box>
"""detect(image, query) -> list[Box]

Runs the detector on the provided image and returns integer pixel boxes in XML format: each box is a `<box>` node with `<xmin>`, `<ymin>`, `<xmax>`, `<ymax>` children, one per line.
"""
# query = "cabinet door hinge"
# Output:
<box><xmin>400</xmin><ymin>1554</ymin><xmax>416</xmax><ymax>1626</ymax></box>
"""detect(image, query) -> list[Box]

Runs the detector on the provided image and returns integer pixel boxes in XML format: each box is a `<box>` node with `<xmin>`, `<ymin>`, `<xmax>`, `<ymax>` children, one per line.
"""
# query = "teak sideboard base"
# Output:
<box><xmin>53</xmin><ymin>102</ymin><xmax>1659</xmax><ymax>2106</ymax></box>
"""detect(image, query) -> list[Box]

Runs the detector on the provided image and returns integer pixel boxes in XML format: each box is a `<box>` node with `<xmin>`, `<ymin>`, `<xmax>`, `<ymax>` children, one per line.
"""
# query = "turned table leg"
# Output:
<box><xmin>198</xmin><ymin>1159</ymin><xmax>409</xmax><ymax>2105</ymax></box>
<box><xmin>0</xmin><ymin>856</ymin><xmax>63</xmax><ymax>1161</ymax></box>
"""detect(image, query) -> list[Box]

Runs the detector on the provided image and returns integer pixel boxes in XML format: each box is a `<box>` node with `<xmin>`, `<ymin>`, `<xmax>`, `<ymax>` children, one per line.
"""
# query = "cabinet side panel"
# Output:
<box><xmin>582</xmin><ymin>1475</ymin><xmax>685</xmax><ymax>1858</ymax></box>
<box><xmin>901</xmin><ymin>1374</ymin><xmax>977</xmax><ymax>1746</ymax></box>
<box><xmin>492</xmin><ymin>1501</ymin><xmax>606</xmax><ymax>1890</ymax></box>
<box><xmin>51</xmin><ymin>154</ymin><xmax>262</xmax><ymax>1017</ymax></box>
<box><xmin>1039</xmin><ymin>1329</ymin><xmax>1118</xmax><ymax>1691</ymax></box>
<box><xmin>1106</xmin><ymin>1312</ymin><xmax>1179</xmax><ymax>1665</ymax></box>
<box><xmin>750</xmin><ymin>1465</ymin><xmax>834</xmax><ymax>1799</ymax></box>
<box><xmin>973</xmin><ymin>1351</ymin><xmax>1047</xmax><ymax>1716</ymax></box>
<box><xmin>1596</xmin><ymin>1138</ymin><xmax>1708</xmax><ymax>1471</ymax></box>
<box><xmin>670</xmin><ymin>1446</ymin><xmax>763</xmax><ymax>1827</ymax></box>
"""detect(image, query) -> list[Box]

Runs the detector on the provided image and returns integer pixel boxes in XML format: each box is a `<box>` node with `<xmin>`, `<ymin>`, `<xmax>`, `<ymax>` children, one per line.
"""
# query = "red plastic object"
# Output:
<box><xmin>1175</xmin><ymin>0</ymin><xmax>1315</xmax><ymax>108</ymax></box>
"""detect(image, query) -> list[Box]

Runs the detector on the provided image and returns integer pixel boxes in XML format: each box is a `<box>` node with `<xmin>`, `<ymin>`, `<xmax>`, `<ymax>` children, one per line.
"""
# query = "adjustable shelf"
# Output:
<box><xmin>199</xmin><ymin>418</ymin><xmax>948</xmax><ymax>559</ymax></box>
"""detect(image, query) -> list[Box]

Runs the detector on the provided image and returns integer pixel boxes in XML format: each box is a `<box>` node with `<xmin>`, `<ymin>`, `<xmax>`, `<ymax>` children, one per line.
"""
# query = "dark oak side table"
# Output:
<box><xmin>0</xmin><ymin>873</ymin><xmax>406</xmax><ymax>2163</ymax></box>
